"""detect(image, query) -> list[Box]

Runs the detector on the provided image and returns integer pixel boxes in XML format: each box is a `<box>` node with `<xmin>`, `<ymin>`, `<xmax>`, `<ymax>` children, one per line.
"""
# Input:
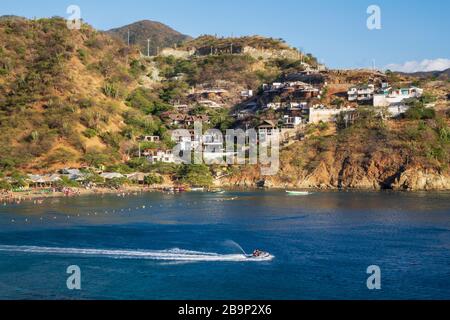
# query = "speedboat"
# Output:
<box><xmin>286</xmin><ymin>190</ymin><xmax>310</xmax><ymax>196</ymax></box>
<box><xmin>248</xmin><ymin>249</ymin><xmax>272</xmax><ymax>260</ymax></box>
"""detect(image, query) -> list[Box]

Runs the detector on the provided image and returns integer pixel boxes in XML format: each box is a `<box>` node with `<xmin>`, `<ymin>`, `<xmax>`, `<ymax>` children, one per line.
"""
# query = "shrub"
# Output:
<box><xmin>104</xmin><ymin>177</ymin><xmax>129</xmax><ymax>189</ymax></box>
<box><xmin>102</xmin><ymin>82</ymin><xmax>121</xmax><ymax>99</ymax></box>
<box><xmin>144</xmin><ymin>174</ymin><xmax>164</xmax><ymax>185</ymax></box>
<box><xmin>45</xmin><ymin>148</ymin><xmax>77</xmax><ymax>165</ymax></box>
<box><xmin>178</xmin><ymin>164</ymin><xmax>213</xmax><ymax>187</ymax></box>
<box><xmin>83</xmin><ymin>151</ymin><xmax>111</xmax><ymax>168</ymax></box>
<box><xmin>77</xmin><ymin>49</ymin><xmax>88</xmax><ymax>64</ymax></box>
<box><xmin>405</xmin><ymin>106</ymin><xmax>436</xmax><ymax>120</ymax></box>
<box><xmin>56</xmin><ymin>176</ymin><xmax>80</xmax><ymax>188</ymax></box>
<box><xmin>83</xmin><ymin>128</ymin><xmax>98</xmax><ymax>138</ymax></box>
<box><xmin>0</xmin><ymin>179</ymin><xmax>12</xmax><ymax>191</ymax></box>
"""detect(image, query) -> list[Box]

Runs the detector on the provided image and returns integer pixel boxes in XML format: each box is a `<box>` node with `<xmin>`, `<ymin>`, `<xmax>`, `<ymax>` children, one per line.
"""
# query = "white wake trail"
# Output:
<box><xmin>0</xmin><ymin>245</ymin><xmax>274</xmax><ymax>262</ymax></box>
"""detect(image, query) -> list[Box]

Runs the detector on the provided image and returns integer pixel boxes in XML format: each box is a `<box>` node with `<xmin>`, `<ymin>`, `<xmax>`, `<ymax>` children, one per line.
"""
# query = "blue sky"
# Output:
<box><xmin>1</xmin><ymin>0</ymin><xmax>449</xmax><ymax>70</ymax></box>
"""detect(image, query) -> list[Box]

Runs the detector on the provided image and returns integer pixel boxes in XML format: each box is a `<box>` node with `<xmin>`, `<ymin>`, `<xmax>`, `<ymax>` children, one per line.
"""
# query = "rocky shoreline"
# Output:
<box><xmin>217</xmin><ymin>168</ymin><xmax>450</xmax><ymax>192</ymax></box>
<box><xmin>2</xmin><ymin>169</ymin><xmax>450</xmax><ymax>204</ymax></box>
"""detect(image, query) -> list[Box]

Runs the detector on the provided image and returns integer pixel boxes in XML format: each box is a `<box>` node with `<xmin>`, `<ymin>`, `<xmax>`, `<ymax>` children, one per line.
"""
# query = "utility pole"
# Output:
<box><xmin>230</xmin><ymin>42</ymin><xmax>233</xmax><ymax>54</ymax></box>
<box><xmin>147</xmin><ymin>39</ymin><xmax>150</xmax><ymax>57</ymax></box>
<box><xmin>127</xmin><ymin>29</ymin><xmax>130</xmax><ymax>46</ymax></box>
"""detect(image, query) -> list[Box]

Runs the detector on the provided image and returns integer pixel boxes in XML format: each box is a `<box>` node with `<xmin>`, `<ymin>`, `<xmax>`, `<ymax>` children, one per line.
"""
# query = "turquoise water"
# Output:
<box><xmin>0</xmin><ymin>191</ymin><xmax>449</xmax><ymax>300</ymax></box>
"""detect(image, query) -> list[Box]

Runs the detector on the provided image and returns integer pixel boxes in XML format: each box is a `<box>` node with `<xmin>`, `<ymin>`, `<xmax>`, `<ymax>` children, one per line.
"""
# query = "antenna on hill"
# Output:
<box><xmin>127</xmin><ymin>29</ymin><xmax>130</xmax><ymax>47</ymax></box>
<box><xmin>372</xmin><ymin>59</ymin><xmax>376</xmax><ymax>71</ymax></box>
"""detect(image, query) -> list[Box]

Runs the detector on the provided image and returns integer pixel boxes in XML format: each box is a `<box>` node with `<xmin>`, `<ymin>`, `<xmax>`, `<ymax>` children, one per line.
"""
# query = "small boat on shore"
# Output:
<box><xmin>210</xmin><ymin>189</ymin><xmax>226</xmax><ymax>194</ymax></box>
<box><xmin>190</xmin><ymin>187</ymin><xmax>205</xmax><ymax>192</ymax></box>
<box><xmin>286</xmin><ymin>190</ymin><xmax>311</xmax><ymax>196</ymax></box>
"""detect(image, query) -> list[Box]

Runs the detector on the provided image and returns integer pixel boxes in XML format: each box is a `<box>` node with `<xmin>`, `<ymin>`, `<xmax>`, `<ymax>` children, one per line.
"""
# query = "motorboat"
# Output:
<box><xmin>286</xmin><ymin>190</ymin><xmax>310</xmax><ymax>196</ymax></box>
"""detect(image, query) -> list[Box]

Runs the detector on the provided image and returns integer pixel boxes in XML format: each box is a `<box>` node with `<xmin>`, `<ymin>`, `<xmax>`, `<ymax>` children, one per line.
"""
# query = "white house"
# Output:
<box><xmin>373</xmin><ymin>87</ymin><xmax>423</xmax><ymax>107</ymax></box>
<box><xmin>287</xmin><ymin>101</ymin><xmax>308</xmax><ymax>111</ymax></box>
<box><xmin>283</xmin><ymin>115</ymin><xmax>303</xmax><ymax>128</ymax></box>
<box><xmin>140</xmin><ymin>135</ymin><xmax>160</xmax><ymax>143</ymax></box>
<box><xmin>235</xmin><ymin>109</ymin><xmax>254</xmax><ymax>120</ymax></box>
<box><xmin>348</xmin><ymin>84</ymin><xmax>375</xmax><ymax>102</ymax></box>
<box><xmin>146</xmin><ymin>150</ymin><xmax>177</xmax><ymax>164</ymax></box>
<box><xmin>265</xmin><ymin>102</ymin><xmax>282</xmax><ymax>110</ymax></box>
<box><xmin>240</xmin><ymin>90</ymin><xmax>253</xmax><ymax>98</ymax></box>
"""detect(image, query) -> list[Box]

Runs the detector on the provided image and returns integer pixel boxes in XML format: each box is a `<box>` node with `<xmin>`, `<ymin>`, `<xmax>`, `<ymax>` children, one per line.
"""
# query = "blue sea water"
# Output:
<box><xmin>0</xmin><ymin>190</ymin><xmax>449</xmax><ymax>300</ymax></box>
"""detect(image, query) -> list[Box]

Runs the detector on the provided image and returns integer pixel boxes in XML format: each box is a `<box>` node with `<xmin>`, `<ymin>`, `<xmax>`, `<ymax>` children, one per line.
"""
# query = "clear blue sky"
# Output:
<box><xmin>1</xmin><ymin>0</ymin><xmax>449</xmax><ymax>69</ymax></box>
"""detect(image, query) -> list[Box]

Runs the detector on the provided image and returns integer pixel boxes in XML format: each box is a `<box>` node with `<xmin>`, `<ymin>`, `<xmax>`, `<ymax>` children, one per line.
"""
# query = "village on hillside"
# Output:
<box><xmin>0</xmin><ymin>18</ymin><xmax>448</xmax><ymax>196</ymax></box>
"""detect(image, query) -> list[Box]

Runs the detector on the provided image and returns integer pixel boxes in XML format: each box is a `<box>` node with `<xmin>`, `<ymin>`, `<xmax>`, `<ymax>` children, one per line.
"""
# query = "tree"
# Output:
<box><xmin>144</xmin><ymin>174</ymin><xmax>164</xmax><ymax>185</ymax></box>
<box><xmin>0</xmin><ymin>180</ymin><xmax>12</xmax><ymax>191</ymax></box>
<box><xmin>83</xmin><ymin>151</ymin><xmax>110</xmax><ymax>168</ymax></box>
<box><xmin>179</xmin><ymin>164</ymin><xmax>213</xmax><ymax>187</ymax></box>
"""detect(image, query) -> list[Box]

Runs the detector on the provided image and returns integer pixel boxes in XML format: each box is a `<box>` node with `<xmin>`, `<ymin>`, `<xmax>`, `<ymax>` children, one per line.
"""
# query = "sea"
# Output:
<box><xmin>0</xmin><ymin>190</ymin><xmax>449</xmax><ymax>300</ymax></box>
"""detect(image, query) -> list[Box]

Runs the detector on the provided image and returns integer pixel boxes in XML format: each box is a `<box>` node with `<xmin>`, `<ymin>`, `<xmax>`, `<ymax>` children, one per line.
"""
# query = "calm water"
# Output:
<box><xmin>0</xmin><ymin>190</ymin><xmax>449</xmax><ymax>300</ymax></box>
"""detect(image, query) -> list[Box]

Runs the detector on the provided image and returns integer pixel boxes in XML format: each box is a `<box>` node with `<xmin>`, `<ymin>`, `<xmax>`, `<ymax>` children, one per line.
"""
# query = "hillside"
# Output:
<box><xmin>0</xmin><ymin>17</ymin><xmax>310</xmax><ymax>174</ymax></box>
<box><xmin>0</xmin><ymin>17</ymin><xmax>147</xmax><ymax>172</ymax></box>
<box><xmin>0</xmin><ymin>17</ymin><xmax>449</xmax><ymax>191</ymax></box>
<box><xmin>106</xmin><ymin>20</ymin><xmax>191</xmax><ymax>56</ymax></box>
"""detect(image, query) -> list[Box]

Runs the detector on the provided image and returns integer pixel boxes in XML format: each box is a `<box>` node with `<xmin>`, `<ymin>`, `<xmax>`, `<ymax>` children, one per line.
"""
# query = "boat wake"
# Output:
<box><xmin>0</xmin><ymin>245</ymin><xmax>274</xmax><ymax>262</ymax></box>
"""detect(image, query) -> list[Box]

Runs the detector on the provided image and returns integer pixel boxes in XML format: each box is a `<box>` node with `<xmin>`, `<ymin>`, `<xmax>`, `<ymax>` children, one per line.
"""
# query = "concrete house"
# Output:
<box><xmin>373</xmin><ymin>86</ymin><xmax>423</xmax><ymax>107</ymax></box>
<box><xmin>146</xmin><ymin>149</ymin><xmax>177</xmax><ymax>164</ymax></box>
<box><xmin>140</xmin><ymin>135</ymin><xmax>160</xmax><ymax>143</ymax></box>
<box><xmin>347</xmin><ymin>84</ymin><xmax>375</xmax><ymax>103</ymax></box>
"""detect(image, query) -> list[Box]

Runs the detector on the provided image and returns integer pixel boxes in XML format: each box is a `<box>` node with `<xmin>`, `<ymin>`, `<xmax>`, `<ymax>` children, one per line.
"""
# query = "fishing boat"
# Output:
<box><xmin>286</xmin><ymin>190</ymin><xmax>310</xmax><ymax>196</ymax></box>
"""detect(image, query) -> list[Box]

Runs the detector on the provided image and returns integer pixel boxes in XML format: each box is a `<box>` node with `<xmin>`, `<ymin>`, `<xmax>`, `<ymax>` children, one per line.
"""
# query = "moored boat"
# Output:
<box><xmin>286</xmin><ymin>190</ymin><xmax>310</xmax><ymax>196</ymax></box>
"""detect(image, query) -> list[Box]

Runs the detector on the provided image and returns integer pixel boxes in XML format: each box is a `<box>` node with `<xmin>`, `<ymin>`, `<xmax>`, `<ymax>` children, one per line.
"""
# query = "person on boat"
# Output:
<box><xmin>253</xmin><ymin>249</ymin><xmax>262</xmax><ymax>257</ymax></box>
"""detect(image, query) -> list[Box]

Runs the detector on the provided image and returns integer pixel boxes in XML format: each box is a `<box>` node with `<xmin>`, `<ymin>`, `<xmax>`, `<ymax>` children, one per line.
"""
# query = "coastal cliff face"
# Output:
<box><xmin>391</xmin><ymin>169</ymin><xmax>450</xmax><ymax>191</ymax></box>
<box><xmin>218</xmin><ymin>117</ymin><xmax>450</xmax><ymax>191</ymax></box>
<box><xmin>218</xmin><ymin>163</ymin><xmax>450</xmax><ymax>191</ymax></box>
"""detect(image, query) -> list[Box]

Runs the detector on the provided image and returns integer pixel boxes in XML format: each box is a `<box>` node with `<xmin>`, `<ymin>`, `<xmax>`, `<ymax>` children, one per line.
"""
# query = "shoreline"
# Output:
<box><xmin>2</xmin><ymin>185</ymin><xmax>450</xmax><ymax>204</ymax></box>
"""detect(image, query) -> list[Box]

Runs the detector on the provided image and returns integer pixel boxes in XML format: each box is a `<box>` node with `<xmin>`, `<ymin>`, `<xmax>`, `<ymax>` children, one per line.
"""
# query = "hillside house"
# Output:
<box><xmin>171</xmin><ymin>129</ymin><xmax>202</xmax><ymax>151</ymax></box>
<box><xmin>282</xmin><ymin>115</ymin><xmax>303</xmax><ymax>128</ymax></box>
<box><xmin>264</xmin><ymin>102</ymin><xmax>282</xmax><ymax>110</ymax></box>
<box><xmin>235</xmin><ymin>109</ymin><xmax>254</xmax><ymax>120</ymax></box>
<box><xmin>347</xmin><ymin>84</ymin><xmax>375</xmax><ymax>103</ymax></box>
<box><xmin>373</xmin><ymin>86</ymin><xmax>423</xmax><ymax>107</ymax></box>
<box><xmin>240</xmin><ymin>90</ymin><xmax>254</xmax><ymax>98</ymax></box>
<box><xmin>162</xmin><ymin>113</ymin><xmax>185</xmax><ymax>126</ymax></box>
<box><xmin>140</xmin><ymin>135</ymin><xmax>160</xmax><ymax>143</ymax></box>
<box><xmin>257</xmin><ymin>120</ymin><xmax>280</xmax><ymax>141</ymax></box>
<box><xmin>146</xmin><ymin>149</ymin><xmax>177</xmax><ymax>164</ymax></box>
<box><xmin>287</xmin><ymin>102</ymin><xmax>308</xmax><ymax>111</ymax></box>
